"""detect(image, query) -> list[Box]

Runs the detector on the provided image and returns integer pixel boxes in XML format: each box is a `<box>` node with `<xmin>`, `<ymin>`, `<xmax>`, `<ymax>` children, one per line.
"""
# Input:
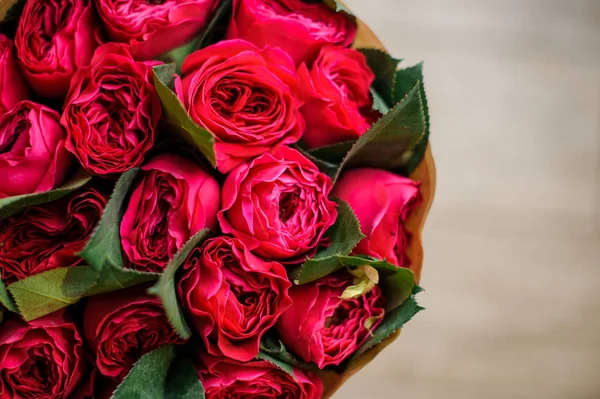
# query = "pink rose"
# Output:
<box><xmin>228</xmin><ymin>0</ymin><xmax>357</xmax><ymax>65</ymax></box>
<box><xmin>299</xmin><ymin>46</ymin><xmax>375</xmax><ymax>149</ymax></box>
<box><xmin>179</xmin><ymin>39</ymin><xmax>304</xmax><ymax>172</ymax></box>
<box><xmin>333</xmin><ymin>169</ymin><xmax>421</xmax><ymax>267</ymax></box>
<box><xmin>120</xmin><ymin>154</ymin><xmax>220</xmax><ymax>272</ymax></box>
<box><xmin>0</xmin><ymin>34</ymin><xmax>29</xmax><ymax>115</ymax></box>
<box><xmin>0</xmin><ymin>101</ymin><xmax>71</xmax><ymax>198</ymax></box>
<box><xmin>178</xmin><ymin>236</ymin><xmax>292</xmax><ymax>361</ymax></box>
<box><xmin>95</xmin><ymin>0</ymin><xmax>218</xmax><ymax>60</ymax></box>
<box><xmin>218</xmin><ymin>146</ymin><xmax>338</xmax><ymax>260</ymax></box>
<box><xmin>277</xmin><ymin>273</ymin><xmax>385</xmax><ymax>368</ymax></box>
<box><xmin>15</xmin><ymin>0</ymin><xmax>102</xmax><ymax>99</ymax></box>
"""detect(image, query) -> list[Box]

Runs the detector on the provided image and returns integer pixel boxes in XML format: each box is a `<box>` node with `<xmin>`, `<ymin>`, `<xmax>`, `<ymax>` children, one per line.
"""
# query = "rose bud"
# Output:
<box><xmin>0</xmin><ymin>101</ymin><xmax>71</xmax><ymax>198</ymax></box>
<box><xmin>95</xmin><ymin>0</ymin><xmax>218</xmax><ymax>60</ymax></box>
<box><xmin>0</xmin><ymin>34</ymin><xmax>30</xmax><ymax>115</ymax></box>
<box><xmin>0</xmin><ymin>188</ymin><xmax>106</xmax><ymax>283</ymax></box>
<box><xmin>83</xmin><ymin>287</ymin><xmax>186</xmax><ymax>381</ymax></box>
<box><xmin>120</xmin><ymin>154</ymin><xmax>220</xmax><ymax>272</ymax></box>
<box><xmin>218</xmin><ymin>146</ymin><xmax>337</xmax><ymax>261</ymax></box>
<box><xmin>0</xmin><ymin>310</ymin><xmax>94</xmax><ymax>399</ymax></box>
<box><xmin>198</xmin><ymin>354</ymin><xmax>322</xmax><ymax>399</ymax></box>
<box><xmin>62</xmin><ymin>43</ymin><xmax>161</xmax><ymax>176</ymax></box>
<box><xmin>228</xmin><ymin>0</ymin><xmax>357</xmax><ymax>65</ymax></box>
<box><xmin>179</xmin><ymin>39</ymin><xmax>304</xmax><ymax>173</ymax></box>
<box><xmin>333</xmin><ymin>169</ymin><xmax>421</xmax><ymax>267</ymax></box>
<box><xmin>277</xmin><ymin>272</ymin><xmax>386</xmax><ymax>368</ymax></box>
<box><xmin>178</xmin><ymin>236</ymin><xmax>292</xmax><ymax>361</ymax></box>
<box><xmin>15</xmin><ymin>0</ymin><xmax>103</xmax><ymax>99</ymax></box>
<box><xmin>299</xmin><ymin>46</ymin><xmax>375</xmax><ymax>149</ymax></box>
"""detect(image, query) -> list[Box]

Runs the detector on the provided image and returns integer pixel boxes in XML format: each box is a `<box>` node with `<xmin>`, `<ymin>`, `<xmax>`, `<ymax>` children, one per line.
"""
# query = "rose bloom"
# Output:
<box><xmin>62</xmin><ymin>43</ymin><xmax>161</xmax><ymax>176</ymax></box>
<box><xmin>299</xmin><ymin>46</ymin><xmax>375</xmax><ymax>149</ymax></box>
<box><xmin>83</xmin><ymin>287</ymin><xmax>185</xmax><ymax>381</ymax></box>
<box><xmin>0</xmin><ymin>101</ymin><xmax>71</xmax><ymax>198</ymax></box>
<box><xmin>179</xmin><ymin>39</ymin><xmax>304</xmax><ymax>173</ymax></box>
<box><xmin>0</xmin><ymin>310</ymin><xmax>94</xmax><ymax>399</ymax></box>
<box><xmin>198</xmin><ymin>354</ymin><xmax>322</xmax><ymax>399</ymax></box>
<box><xmin>218</xmin><ymin>146</ymin><xmax>337</xmax><ymax>260</ymax></box>
<box><xmin>277</xmin><ymin>273</ymin><xmax>385</xmax><ymax>368</ymax></box>
<box><xmin>120</xmin><ymin>154</ymin><xmax>220</xmax><ymax>272</ymax></box>
<box><xmin>0</xmin><ymin>34</ymin><xmax>29</xmax><ymax>115</ymax></box>
<box><xmin>95</xmin><ymin>0</ymin><xmax>218</xmax><ymax>60</ymax></box>
<box><xmin>333</xmin><ymin>169</ymin><xmax>421</xmax><ymax>267</ymax></box>
<box><xmin>228</xmin><ymin>0</ymin><xmax>357</xmax><ymax>65</ymax></box>
<box><xmin>0</xmin><ymin>188</ymin><xmax>106</xmax><ymax>283</ymax></box>
<box><xmin>15</xmin><ymin>0</ymin><xmax>102</xmax><ymax>99</ymax></box>
<box><xmin>178</xmin><ymin>236</ymin><xmax>292</xmax><ymax>361</ymax></box>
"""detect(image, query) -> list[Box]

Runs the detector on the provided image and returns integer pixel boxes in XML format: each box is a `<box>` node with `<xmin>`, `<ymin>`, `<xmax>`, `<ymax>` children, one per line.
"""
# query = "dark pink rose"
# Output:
<box><xmin>0</xmin><ymin>101</ymin><xmax>71</xmax><ymax>198</ymax></box>
<box><xmin>178</xmin><ymin>39</ymin><xmax>304</xmax><ymax>173</ymax></box>
<box><xmin>218</xmin><ymin>146</ymin><xmax>338</xmax><ymax>260</ymax></box>
<box><xmin>15</xmin><ymin>0</ymin><xmax>103</xmax><ymax>99</ymax></box>
<box><xmin>0</xmin><ymin>34</ymin><xmax>29</xmax><ymax>115</ymax></box>
<box><xmin>333</xmin><ymin>169</ymin><xmax>421</xmax><ymax>267</ymax></box>
<box><xmin>299</xmin><ymin>46</ymin><xmax>375</xmax><ymax>149</ymax></box>
<box><xmin>277</xmin><ymin>273</ymin><xmax>385</xmax><ymax>368</ymax></box>
<box><xmin>62</xmin><ymin>43</ymin><xmax>161</xmax><ymax>176</ymax></box>
<box><xmin>95</xmin><ymin>0</ymin><xmax>218</xmax><ymax>60</ymax></box>
<box><xmin>120</xmin><ymin>154</ymin><xmax>220</xmax><ymax>272</ymax></box>
<box><xmin>228</xmin><ymin>0</ymin><xmax>357</xmax><ymax>65</ymax></box>
<box><xmin>178</xmin><ymin>236</ymin><xmax>292</xmax><ymax>361</ymax></box>
<box><xmin>0</xmin><ymin>310</ymin><xmax>94</xmax><ymax>399</ymax></box>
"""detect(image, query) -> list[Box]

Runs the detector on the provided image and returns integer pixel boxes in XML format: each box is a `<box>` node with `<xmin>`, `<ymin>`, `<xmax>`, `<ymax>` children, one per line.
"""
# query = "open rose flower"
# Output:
<box><xmin>0</xmin><ymin>188</ymin><xmax>106</xmax><ymax>283</ymax></box>
<box><xmin>333</xmin><ymin>168</ymin><xmax>421</xmax><ymax>267</ymax></box>
<box><xmin>178</xmin><ymin>236</ymin><xmax>292</xmax><ymax>361</ymax></box>
<box><xmin>218</xmin><ymin>146</ymin><xmax>337</xmax><ymax>260</ymax></box>
<box><xmin>228</xmin><ymin>0</ymin><xmax>356</xmax><ymax>65</ymax></box>
<box><xmin>277</xmin><ymin>272</ymin><xmax>386</xmax><ymax>368</ymax></box>
<box><xmin>0</xmin><ymin>34</ymin><xmax>29</xmax><ymax>115</ymax></box>
<box><xmin>198</xmin><ymin>354</ymin><xmax>322</xmax><ymax>399</ymax></box>
<box><xmin>15</xmin><ymin>0</ymin><xmax>102</xmax><ymax>99</ymax></box>
<box><xmin>83</xmin><ymin>287</ymin><xmax>185</xmax><ymax>381</ymax></box>
<box><xmin>62</xmin><ymin>43</ymin><xmax>161</xmax><ymax>175</ymax></box>
<box><xmin>0</xmin><ymin>101</ymin><xmax>71</xmax><ymax>198</ymax></box>
<box><xmin>299</xmin><ymin>46</ymin><xmax>375</xmax><ymax>149</ymax></box>
<box><xmin>179</xmin><ymin>39</ymin><xmax>304</xmax><ymax>172</ymax></box>
<box><xmin>0</xmin><ymin>310</ymin><xmax>94</xmax><ymax>399</ymax></box>
<box><xmin>95</xmin><ymin>0</ymin><xmax>217</xmax><ymax>60</ymax></box>
<box><xmin>120</xmin><ymin>154</ymin><xmax>220</xmax><ymax>272</ymax></box>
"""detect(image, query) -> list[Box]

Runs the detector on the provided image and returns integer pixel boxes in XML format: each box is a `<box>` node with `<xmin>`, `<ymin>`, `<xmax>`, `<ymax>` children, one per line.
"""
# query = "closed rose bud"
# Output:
<box><xmin>0</xmin><ymin>34</ymin><xmax>29</xmax><ymax>115</ymax></box>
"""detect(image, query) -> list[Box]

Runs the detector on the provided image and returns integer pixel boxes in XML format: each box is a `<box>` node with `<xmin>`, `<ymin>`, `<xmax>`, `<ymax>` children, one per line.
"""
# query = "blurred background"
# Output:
<box><xmin>336</xmin><ymin>1</ymin><xmax>600</xmax><ymax>398</ymax></box>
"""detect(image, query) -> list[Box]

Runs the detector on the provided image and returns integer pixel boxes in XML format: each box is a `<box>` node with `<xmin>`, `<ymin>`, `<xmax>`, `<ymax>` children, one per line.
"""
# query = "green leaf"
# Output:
<box><xmin>148</xmin><ymin>229</ymin><xmax>211</xmax><ymax>339</ymax></box>
<box><xmin>0</xmin><ymin>279</ymin><xmax>17</xmax><ymax>313</ymax></box>
<box><xmin>153</xmin><ymin>64</ymin><xmax>216</xmax><ymax>167</ymax></box>
<box><xmin>193</xmin><ymin>0</ymin><xmax>234</xmax><ymax>50</ymax></box>
<box><xmin>259</xmin><ymin>333</ymin><xmax>318</xmax><ymax>373</ymax></box>
<box><xmin>293</xmin><ymin>144</ymin><xmax>339</xmax><ymax>180</ymax></box>
<box><xmin>359</xmin><ymin>48</ymin><xmax>402</xmax><ymax>107</ymax></box>
<box><xmin>323</xmin><ymin>0</ymin><xmax>354</xmax><ymax>16</ymax></box>
<box><xmin>165</xmin><ymin>357</ymin><xmax>205</xmax><ymax>399</ymax></box>
<box><xmin>306</xmin><ymin>141</ymin><xmax>354</xmax><ymax>165</ymax></box>
<box><xmin>257</xmin><ymin>352</ymin><xmax>297</xmax><ymax>381</ymax></box>
<box><xmin>0</xmin><ymin>171</ymin><xmax>92</xmax><ymax>220</ymax></box>
<box><xmin>158</xmin><ymin>40</ymin><xmax>198</xmax><ymax>75</ymax></box>
<box><xmin>111</xmin><ymin>345</ymin><xmax>176</xmax><ymax>399</ymax></box>
<box><xmin>371</xmin><ymin>87</ymin><xmax>390</xmax><ymax>114</ymax></box>
<box><xmin>340</xmin><ymin>265</ymin><xmax>379</xmax><ymax>300</ymax></box>
<box><xmin>86</xmin><ymin>264</ymin><xmax>158</xmax><ymax>297</ymax></box>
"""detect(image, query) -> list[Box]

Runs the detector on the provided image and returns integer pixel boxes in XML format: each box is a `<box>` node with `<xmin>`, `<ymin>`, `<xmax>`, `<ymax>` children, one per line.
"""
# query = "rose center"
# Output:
<box><xmin>278</xmin><ymin>190</ymin><xmax>300</xmax><ymax>223</ymax></box>
<box><xmin>324</xmin><ymin>302</ymin><xmax>351</xmax><ymax>328</ymax></box>
<box><xmin>0</xmin><ymin>114</ymin><xmax>29</xmax><ymax>154</ymax></box>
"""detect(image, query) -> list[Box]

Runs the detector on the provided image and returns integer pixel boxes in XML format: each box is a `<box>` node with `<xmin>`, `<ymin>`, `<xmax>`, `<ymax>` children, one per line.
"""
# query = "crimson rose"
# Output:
<box><xmin>0</xmin><ymin>34</ymin><xmax>29</xmax><ymax>115</ymax></box>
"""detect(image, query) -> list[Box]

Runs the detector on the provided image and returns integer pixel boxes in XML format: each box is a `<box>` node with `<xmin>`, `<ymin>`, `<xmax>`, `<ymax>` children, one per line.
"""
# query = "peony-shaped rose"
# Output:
<box><xmin>198</xmin><ymin>354</ymin><xmax>322</xmax><ymax>399</ymax></box>
<box><xmin>218</xmin><ymin>146</ymin><xmax>337</xmax><ymax>260</ymax></box>
<box><xmin>333</xmin><ymin>168</ymin><xmax>421</xmax><ymax>267</ymax></box>
<box><xmin>95</xmin><ymin>0</ymin><xmax>218</xmax><ymax>60</ymax></box>
<box><xmin>0</xmin><ymin>310</ymin><xmax>94</xmax><ymax>399</ymax></box>
<box><xmin>0</xmin><ymin>188</ymin><xmax>106</xmax><ymax>283</ymax></box>
<box><xmin>120</xmin><ymin>154</ymin><xmax>220</xmax><ymax>272</ymax></box>
<box><xmin>0</xmin><ymin>101</ymin><xmax>71</xmax><ymax>198</ymax></box>
<box><xmin>277</xmin><ymin>272</ymin><xmax>385</xmax><ymax>368</ymax></box>
<box><xmin>15</xmin><ymin>0</ymin><xmax>103</xmax><ymax>99</ymax></box>
<box><xmin>62</xmin><ymin>43</ymin><xmax>161</xmax><ymax>176</ymax></box>
<box><xmin>179</xmin><ymin>39</ymin><xmax>304</xmax><ymax>172</ymax></box>
<box><xmin>178</xmin><ymin>236</ymin><xmax>292</xmax><ymax>361</ymax></box>
<box><xmin>0</xmin><ymin>34</ymin><xmax>29</xmax><ymax>115</ymax></box>
<box><xmin>83</xmin><ymin>287</ymin><xmax>185</xmax><ymax>381</ymax></box>
<box><xmin>299</xmin><ymin>46</ymin><xmax>375</xmax><ymax>149</ymax></box>
<box><xmin>228</xmin><ymin>0</ymin><xmax>357</xmax><ymax>65</ymax></box>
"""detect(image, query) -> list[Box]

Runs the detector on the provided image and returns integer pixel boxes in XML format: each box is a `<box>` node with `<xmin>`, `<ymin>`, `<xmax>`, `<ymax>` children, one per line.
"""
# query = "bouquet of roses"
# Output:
<box><xmin>0</xmin><ymin>0</ymin><xmax>434</xmax><ymax>398</ymax></box>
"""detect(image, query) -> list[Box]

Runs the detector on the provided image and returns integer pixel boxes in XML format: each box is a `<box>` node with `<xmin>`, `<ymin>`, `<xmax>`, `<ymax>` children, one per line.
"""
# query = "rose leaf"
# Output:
<box><xmin>86</xmin><ymin>264</ymin><xmax>159</xmax><ymax>297</ymax></box>
<box><xmin>323</xmin><ymin>0</ymin><xmax>354</xmax><ymax>17</ymax></box>
<box><xmin>359</xmin><ymin>48</ymin><xmax>402</xmax><ymax>107</ymax></box>
<box><xmin>0</xmin><ymin>170</ymin><xmax>92</xmax><ymax>220</ymax></box>
<box><xmin>306</xmin><ymin>141</ymin><xmax>354</xmax><ymax>166</ymax></box>
<box><xmin>257</xmin><ymin>352</ymin><xmax>297</xmax><ymax>381</ymax></box>
<box><xmin>0</xmin><ymin>278</ymin><xmax>17</xmax><ymax>313</ymax></box>
<box><xmin>340</xmin><ymin>265</ymin><xmax>379</xmax><ymax>300</ymax></box>
<box><xmin>259</xmin><ymin>333</ymin><xmax>319</xmax><ymax>373</ymax></box>
<box><xmin>111</xmin><ymin>344</ymin><xmax>176</xmax><ymax>399</ymax></box>
<box><xmin>165</xmin><ymin>357</ymin><xmax>205</xmax><ymax>399</ymax></box>
<box><xmin>148</xmin><ymin>228</ymin><xmax>212</xmax><ymax>339</ymax></box>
